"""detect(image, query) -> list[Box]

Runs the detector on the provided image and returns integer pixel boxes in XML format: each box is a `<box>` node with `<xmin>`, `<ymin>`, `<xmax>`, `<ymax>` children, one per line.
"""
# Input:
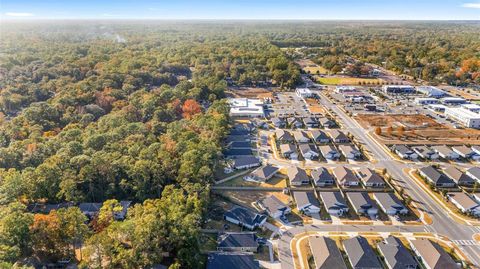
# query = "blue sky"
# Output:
<box><xmin>1</xmin><ymin>0</ymin><xmax>479</xmax><ymax>20</ymax></box>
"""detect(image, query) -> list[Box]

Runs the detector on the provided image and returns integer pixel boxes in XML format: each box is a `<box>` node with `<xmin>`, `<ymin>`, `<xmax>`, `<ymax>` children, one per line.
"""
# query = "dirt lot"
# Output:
<box><xmin>444</xmin><ymin>87</ymin><xmax>480</xmax><ymax>101</ymax></box>
<box><xmin>227</xmin><ymin>87</ymin><xmax>273</xmax><ymax>99</ymax></box>
<box><xmin>305</xmin><ymin>98</ymin><xmax>326</xmax><ymax>114</ymax></box>
<box><xmin>296</xmin><ymin>59</ymin><xmax>329</xmax><ymax>74</ymax></box>
<box><xmin>218</xmin><ymin>191</ymin><xmax>291</xmax><ymax>209</ymax></box>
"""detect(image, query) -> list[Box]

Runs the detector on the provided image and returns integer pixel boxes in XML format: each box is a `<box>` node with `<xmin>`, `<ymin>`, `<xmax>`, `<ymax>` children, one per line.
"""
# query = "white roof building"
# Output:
<box><xmin>461</xmin><ymin>103</ymin><xmax>480</xmax><ymax>113</ymax></box>
<box><xmin>416</xmin><ymin>86</ymin><xmax>447</xmax><ymax>98</ymax></box>
<box><xmin>415</xmin><ymin>97</ymin><xmax>439</xmax><ymax>105</ymax></box>
<box><xmin>444</xmin><ymin>107</ymin><xmax>480</xmax><ymax>129</ymax></box>
<box><xmin>228</xmin><ymin>98</ymin><xmax>264</xmax><ymax>118</ymax></box>
<box><xmin>295</xmin><ymin>88</ymin><xmax>313</xmax><ymax>98</ymax></box>
<box><xmin>441</xmin><ymin>97</ymin><xmax>467</xmax><ymax>105</ymax></box>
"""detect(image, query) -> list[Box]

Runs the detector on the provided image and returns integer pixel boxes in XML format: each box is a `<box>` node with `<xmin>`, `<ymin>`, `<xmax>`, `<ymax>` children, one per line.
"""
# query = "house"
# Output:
<box><xmin>319</xmin><ymin>192</ymin><xmax>349</xmax><ymax>217</ymax></box>
<box><xmin>310</xmin><ymin>130</ymin><xmax>330</xmax><ymax>143</ymax></box>
<box><xmin>288</xmin><ymin>167</ymin><xmax>310</xmax><ymax>186</ymax></box>
<box><xmin>443</xmin><ymin>166</ymin><xmax>475</xmax><ymax>186</ymax></box>
<box><xmin>447</xmin><ymin>192</ymin><xmax>480</xmax><ymax>217</ymax></box>
<box><xmin>311</xmin><ymin>167</ymin><xmax>335</xmax><ymax>187</ymax></box>
<box><xmin>451</xmin><ymin>145</ymin><xmax>474</xmax><ymax>159</ymax></box>
<box><xmin>280</xmin><ymin>144</ymin><xmax>299</xmax><ymax>160</ymax></box>
<box><xmin>346</xmin><ymin>192</ymin><xmax>378</xmax><ymax>217</ymax></box>
<box><xmin>472</xmin><ymin>145</ymin><xmax>480</xmax><ymax>156</ymax></box>
<box><xmin>466</xmin><ymin>167</ymin><xmax>480</xmax><ymax>183</ymax></box>
<box><xmin>392</xmin><ymin>145</ymin><xmax>418</xmax><ymax>160</ymax></box>
<box><xmin>287</xmin><ymin>117</ymin><xmax>303</xmax><ymax>128</ymax></box>
<box><xmin>257</xmin><ymin>195</ymin><xmax>291</xmax><ymax>218</ymax></box>
<box><xmin>318</xmin><ymin>145</ymin><xmax>341</xmax><ymax>160</ymax></box>
<box><xmin>410</xmin><ymin>239</ymin><xmax>457</xmax><ymax>269</ymax></box>
<box><xmin>343</xmin><ymin>237</ymin><xmax>382</xmax><ymax>269</ymax></box>
<box><xmin>356</xmin><ymin>168</ymin><xmax>385</xmax><ymax>188</ymax></box>
<box><xmin>275</xmin><ymin>129</ymin><xmax>294</xmax><ymax>143</ymax></box>
<box><xmin>293</xmin><ymin>191</ymin><xmax>321</xmax><ymax>215</ymax></box>
<box><xmin>318</xmin><ymin>117</ymin><xmax>335</xmax><ymax>128</ymax></box>
<box><xmin>79</xmin><ymin>203</ymin><xmax>103</xmax><ymax>218</ymax></box>
<box><xmin>206</xmin><ymin>253</ymin><xmax>259</xmax><ymax>269</ymax></box>
<box><xmin>432</xmin><ymin>146</ymin><xmax>460</xmax><ymax>160</ymax></box>
<box><xmin>114</xmin><ymin>201</ymin><xmax>132</xmax><ymax>220</ymax></box>
<box><xmin>412</xmin><ymin>146</ymin><xmax>439</xmax><ymax>160</ymax></box>
<box><xmin>299</xmin><ymin>144</ymin><xmax>320</xmax><ymax>160</ymax></box>
<box><xmin>230</xmin><ymin>124</ymin><xmax>251</xmax><ymax>135</ymax></box>
<box><xmin>229</xmin><ymin>141</ymin><xmax>252</xmax><ymax>149</ymax></box>
<box><xmin>303</xmin><ymin>117</ymin><xmax>319</xmax><ymax>128</ymax></box>
<box><xmin>224</xmin><ymin>206</ymin><xmax>267</xmax><ymax>230</ymax></box>
<box><xmin>27</xmin><ymin>202</ymin><xmax>73</xmax><ymax>215</ymax></box>
<box><xmin>418</xmin><ymin>166</ymin><xmax>456</xmax><ymax>188</ymax></box>
<box><xmin>224</xmin><ymin>148</ymin><xmax>253</xmax><ymax>158</ymax></box>
<box><xmin>217</xmin><ymin>233</ymin><xmax>259</xmax><ymax>252</ymax></box>
<box><xmin>377</xmin><ymin>236</ymin><xmax>418</xmax><ymax>269</ymax></box>
<box><xmin>271</xmin><ymin>117</ymin><xmax>286</xmax><ymax>128</ymax></box>
<box><xmin>293</xmin><ymin>130</ymin><xmax>310</xmax><ymax>143</ymax></box>
<box><xmin>327</xmin><ymin>130</ymin><xmax>349</xmax><ymax>143</ymax></box>
<box><xmin>473</xmin><ymin>193</ymin><xmax>480</xmax><ymax>203</ymax></box>
<box><xmin>245</xmin><ymin>165</ymin><xmax>279</xmax><ymax>182</ymax></box>
<box><xmin>338</xmin><ymin>144</ymin><xmax>361</xmax><ymax>160</ymax></box>
<box><xmin>332</xmin><ymin>166</ymin><xmax>360</xmax><ymax>187</ymax></box>
<box><xmin>373</xmin><ymin>193</ymin><xmax>408</xmax><ymax>216</ymax></box>
<box><xmin>308</xmin><ymin>236</ymin><xmax>348</xmax><ymax>269</ymax></box>
<box><xmin>233</xmin><ymin>156</ymin><xmax>261</xmax><ymax>170</ymax></box>
<box><xmin>249</xmin><ymin>118</ymin><xmax>268</xmax><ymax>129</ymax></box>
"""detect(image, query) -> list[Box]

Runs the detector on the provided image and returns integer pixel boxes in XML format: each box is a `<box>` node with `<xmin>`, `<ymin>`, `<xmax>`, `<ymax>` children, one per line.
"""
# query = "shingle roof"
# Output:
<box><xmin>443</xmin><ymin>166</ymin><xmax>474</xmax><ymax>185</ymax></box>
<box><xmin>293</xmin><ymin>191</ymin><xmax>320</xmax><ymax>209</ymax></box>
<box><xmin>319</xmin><ymin>192</ymin><xmax>348</xmax><ymax>211</ymax></box>
<box><xmin>249</xmin><ymin>165</ymin><xmax>279</xmax><ymax>181</ymax></box>
<box><xmin>332</xmin><ymin>166</ymin><xmax>359</xmax><ymax>185</ymax></box>
<box><xmin>224</xmin><ymin>207</ymin><xmax>266</xmax><ymax>227</ymax></box>
<box><xmin>218</xmin><ymin>233</ymin><xmax>258</xmax><ymax>249</ymax></box>
<box><xmin>419</xmin><ymin>166</ymin><xmax>453</xmax><ymax>185</ymax></box>
<box><xmin>378</xmin><ymin>237</ymin><xmax>418</xmax><ymax>269</ymax></box>
<box><xmin>346</xmin><ymin>192</ymin><xmax>375</xmax><ymax>212</ymax></box>
<box><xmin>207</xmin><ymin>253</ymin><xmax>259</xmax><ymax>269</ymax></box>
<box><xmin>275</xmin><ymin>129</ymin><xmax>293</xmax><ymax>141</ymax></box>
<box><xmin>448</xmin><ymin>192</ymin><xmax>479</xmax><ymax>211</ymax></box>
<box><xmin>311</xmin><ymin>168</ymin><xmax>334</xmax><ymax>185</ymax></box>
<box><xmin>233</xmin><ymin>156</ymin><xmax>260</xmax><ymax>167</ymax></box>
<box><xmin>309</xmin><ymin>236</ymin><xmax>347</xmax><ymax>269</ymax></box>
<box><xmin>410</xmin><ymin>239</ymin><xmax>457</xmax><ymax>269</ymax></box>
<box><xmin>356</xmin><ymin>168</ymin><xmax>384</xmax><ymax>185</ymax></box>
<box><xmin>310</xmin><ymin>130</ymin><xmax>329</xmax><ymax>141</ymax></box>
<box><xmin>467</xmin><ymin>167</ymin><xmax>480</xmax><ymax>179</ymax></box>
<box><xmin>299</xmin><ymin>144</ymin><xmax>318</xmax><ymax>155</ymax></box>
<box><xmin>287</xmin><ymin>167</ymin><xmax>309</xmax><ymax>184</ymax></box>
<box><xmin>258</xmin><ymin>195</ymin><xmax>289</xmax><ymax>215</ymax></box>
<box><xmin>343</xmin><ymin>237</ymin><xmax>382</xmax><ymax>269</ymax></box>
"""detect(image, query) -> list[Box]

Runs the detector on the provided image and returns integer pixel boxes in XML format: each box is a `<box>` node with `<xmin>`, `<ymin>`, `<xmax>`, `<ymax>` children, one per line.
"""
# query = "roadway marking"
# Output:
<box><xmin>452</xmin><ymin>240</ymin><xmax>478</xmax><ymax>246</ymax></box>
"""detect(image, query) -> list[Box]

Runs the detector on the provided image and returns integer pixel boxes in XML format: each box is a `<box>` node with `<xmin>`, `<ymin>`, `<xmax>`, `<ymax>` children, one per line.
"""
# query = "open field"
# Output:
<box><xmin>315</xmin><ymin>76</ymin><xmax>383</xmax><ymax>85</ymax></box>
<box><xmin>305</xmin><ymin>98</ymin><xmax>326</xmax><ymax>114</ymax></box>
<box><xmin>296</xmin><ymin>59</ymin><xmax>329</xmax><ymax>74</ymax></box>
<box><xmin>443</xmin><ymin>87</ymin><xmax>480</xmax><ymax>101</ymax></box>
<box><xmin>226</xmin><ymin>87</ymin><xmax>273</xmax><ymax>99</ymax></box>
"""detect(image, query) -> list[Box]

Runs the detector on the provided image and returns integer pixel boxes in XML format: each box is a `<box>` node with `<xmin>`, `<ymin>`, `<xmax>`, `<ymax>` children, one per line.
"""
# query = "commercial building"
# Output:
<box><xmin>461</xmin><ymin>103</ymin><xmax>480</xmax><ymax>113</ymax></box>
<box><xmin>295</xmin><ymin>88</ymin><xmax>314</xmax><ymax>98</ymax></box>
<box><xmin>441</xmin><ymin>97</ymin><xmax>467</xmax><ymax>105</ymax></box>
<box><xmin>416</xmin><ymin>86</ymin><xmax>447</xmax><ymax>98</ymax></box>
<box><xmin>228</xmin><ymin>98</ymin><xmax>264</xmax><ymax>118</ymax></box>
<box><xmin>444</xmin><ymin>107</ymin><xmax>480</xmax><ymax>128</ymax></box>
<box><xmin>415</xmin><ymin>97</ymin><xmax>439</xmax><ymax>105</ymax></box>
<box><xmin>382</xmin><ymin>85</ymin><xmax>415</xmax><ymax>94</ymax></box>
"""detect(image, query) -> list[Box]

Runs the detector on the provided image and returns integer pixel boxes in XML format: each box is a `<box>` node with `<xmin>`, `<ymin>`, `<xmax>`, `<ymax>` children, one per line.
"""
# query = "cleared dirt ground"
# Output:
<box><xmin>227</xmin><ymin>87</ymin><xmax>273</xmax><ymax>99</ymax></box>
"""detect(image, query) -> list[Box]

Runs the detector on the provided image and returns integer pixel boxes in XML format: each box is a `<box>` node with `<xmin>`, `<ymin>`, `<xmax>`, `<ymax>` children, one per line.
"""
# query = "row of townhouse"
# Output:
<box><xmin>419</xmin><ymin>166</ymin><xmax>480</xmax><ymax>187</ymax></box>
<box><xmin>393</xmin><ymin>144</ymin><xmax>480</xmax><ymax>161</ymax></box>
<box><xmin>271</xmin><ymin>116</ymin><xmax>336</xmax><ymax>129</ymax></box>
<box><xmin>275</xmin><ymin>129</ymin><xmax>350</xmax><ymax>144</ymax></box>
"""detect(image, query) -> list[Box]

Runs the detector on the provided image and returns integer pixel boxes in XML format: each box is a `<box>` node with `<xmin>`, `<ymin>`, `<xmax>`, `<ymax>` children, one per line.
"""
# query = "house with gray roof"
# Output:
<box><xmin>257</xmin><ymin>195</ymin><xmax>291</xmax><ymax>218</ymax></box>
<box><xmin>412</xmin><ymin>146</ymin><xmax>439</xmax><ymax>160</ymax></box>
<box><xmin>293</xmin><ymin>191</ymin><xmax>321</xmax><ymax>215</ymax></box>
<box><xmin>288</xmin><ymin>167</ymin><xmax>310</xmax><ymax>186</ymax></box>
<box><xmin>79</xmin><ymin>203</ymin><xmax>103</xmax><ymax>219</ymax></box>
<box><xmin>443</xmin><ymin>166</ymin><xmax>475</xmax><ymax>186</ymax></box>
<box><xmin>217</xmin><ymin>232</ymin><xmax>259</xmax><ymax>253</ymax></box>
<box><xmin>392</xmin><ymin>145</ymin><xmax>418</xmax><ymax>160</ymax></box>
<box><xmin>318</xmin><ymin>117</ymin><xmax>335</xmax><ymax>128</ymax></box>
<box><xmin>327</xmin><ymin>130</ymin><xmax>349</xmax><ymax>143</ymax></box>
<box><xmin>299</xmin><ymin>144</ymin><xmax>320</xmax><ymax>160</ymax></box>
<box><xmin>233</xmin><ymin>156</ymin><xmax>261</xmax><ymax>170</ymax></box>
<box><xmin>303</xmin><ymin>117</ymin><xmax>319</xmax><ymax>128</ymax></box>
<box><xmin>373</xmin><ymin>193</ymin><xmax>408</xmax><ymax>216</ymax></box>
<box><xmin>275</xmin><ymin>129</ymin><xmax>294</xmax><ymax>143</ymax></box>
<box><xmin>206</xmin><ymin>253</ymin><xmax>259</xmax><ymax>269</ymax></box>
<box><xmin>451</xmin><ymin>145</ymin><xmax>474</xmax><ymax>159</ymax></box>
<box><xmin>343</xmin><ymin>236</ymin><xmax>382</xmax><ymax>269</ymax></box>
<box><xmin>280</xmin><ymin>144</ymin><xmax>298</xmax><ymax>160</ymax></box>
<box><xmin>356</xmin><ymin>168</ymin><xmax>385</xmax><ymax>188</ymax></box>
<box><xmin>271</xmin><ymin>117</ymin><xmax>286</xmax><ymax>128</ymax></box>
<box><xmin>293</xmin><ymin>130</ymin><xmax>310</xmax><ymax>143</ymax></box>
<box><xmin>244</xmin><ymin>165</ymin><xmax>279</xmax><ymax>182</ymax></box>
<box><xmin>418</xmin><ymin>166</ymin><xmax>455</xmax><ymax>188</ymax></box>
<box><xmin>432</xmin><ymin>145</ymin><xmax>459</xmax><ymax>160</ymax></box>
<box><xmin>377</xmin><ymin>236</ymin><xmax>418</xmax><ymax>269</ymax></box>
<box><xmin>346</xmin><ymin>192</ymin><xmax>378</xmax><ymax>217</ymax></box>
<box><xmin>311</xmin><ymin>168</ymin><xmax>335</xmax><ymax>187</ymax></box>
<box><xmin>287</xmin><ymin>117</ymin><xmax>303</xmax><ymax>128</ymax></box>
<box><xmin>309</xmin><ymin>236</ymin><xmax>347</xmax><ymax>269</ymax></box>
<box><xmin>447</xmin><ymin>192</ymin><xmax>480</xmax><ymax>217</ymax></box>
<box><xmin>318</xmin><ymin>145</ymin><xmax>340</xmax><ymax>160</ymax></box>
<box><xmin>332</xmin><ymin>166</ymin><xmax>360</xmax><ymax>187</ymax></box>
<box><xmin>338</xmin><ymin>144</ymin><xmax>361</xmax><ymax>160</ymax></box>
<box><xmin>466</xmin><ymin>167</ymin><xmax>480</xmax><ymax>183</ymax></box>
<box><xmin>310</xmin><ymin>130</ymin><xmax>330</xmax><ymax>143</ymax></box>
<box><xmin>224</xmin><ymin>206</ymin><xmax>267</xmax><ymax>230</ymax></box>
<box><xmin>319</xmin><ymin>192</ymin><xmax>349</xmax><ymax>217</ymax></box>
<box><xmin>410</xmin><ymin>239</ymin><xmax>457</xmax><ymax>269</ymax></box>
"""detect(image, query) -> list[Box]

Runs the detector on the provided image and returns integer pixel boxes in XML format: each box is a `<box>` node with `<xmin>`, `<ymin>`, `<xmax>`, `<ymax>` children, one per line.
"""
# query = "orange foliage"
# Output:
<box><xmin>182</xmin><ymin>99</ymin><xmax>202</xmax><ymax>119</ymax></box>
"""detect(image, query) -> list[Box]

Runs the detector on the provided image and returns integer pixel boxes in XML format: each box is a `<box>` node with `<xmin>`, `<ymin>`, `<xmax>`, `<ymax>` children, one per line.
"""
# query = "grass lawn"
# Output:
<box><xmin>316</xmin><ymin>76</ymin><xmax>383</xmax><ymax>85</ymax></box>
<box><xmin>303</xmin><ymin>65</ymin><xmax>329</xmax><ymax>75</ymax></box>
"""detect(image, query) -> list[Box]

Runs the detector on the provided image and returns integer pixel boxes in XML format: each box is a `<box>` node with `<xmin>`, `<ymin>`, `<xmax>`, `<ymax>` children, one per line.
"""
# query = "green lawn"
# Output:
<box><xmin>316</xmin><ymin>76</ymin><xmax>383</xmax><ymax>85</ymax></box>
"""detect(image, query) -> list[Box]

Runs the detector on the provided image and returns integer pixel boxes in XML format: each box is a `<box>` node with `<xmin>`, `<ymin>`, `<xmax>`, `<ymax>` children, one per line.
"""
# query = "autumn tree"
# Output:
<box><xmin>374</xmin><ymin>127</ymin><xmax>382</xmax><ymax>136</ymax></box>
<box><xmin>182</xmin><ymin>99</ymin><xmax>202</xmax><ymax>119</ymax></box>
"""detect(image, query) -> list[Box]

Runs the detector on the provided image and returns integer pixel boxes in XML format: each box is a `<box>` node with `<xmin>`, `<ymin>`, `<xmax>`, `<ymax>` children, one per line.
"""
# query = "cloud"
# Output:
<box><xmin>462</xmin><ymin>2</ymin><xmax>480</xmax><ymax>8</ymax></box>
<box><xmin>5</xmin><ymin>12</ymin><xmax>34</xmax><ymax>17</ymax></box>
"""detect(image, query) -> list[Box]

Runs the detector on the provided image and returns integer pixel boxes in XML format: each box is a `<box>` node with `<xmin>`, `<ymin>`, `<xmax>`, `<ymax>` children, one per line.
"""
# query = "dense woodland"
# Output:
<box><xmin>0</xmin><ymin>21</ymin><xmax>479</xmax><ymax>268</ymax></box>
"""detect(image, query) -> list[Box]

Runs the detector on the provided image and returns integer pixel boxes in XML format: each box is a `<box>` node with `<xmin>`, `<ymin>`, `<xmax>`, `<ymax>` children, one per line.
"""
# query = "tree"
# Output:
<box><xmin>374</xmin><ymin>127</ymin><xmax>382</xmax><ymax>136</ymax></box>
<box><xmin>182</xmin><ymin>99</ymin><xmax>202</xmax><ymax>119</ymax></box>
<box><xmin>397</xmin><ymin>126</ymin><xmax>405</xmax><ymax>138</ymax></box>
<box><xmin>95</xmin><ymin>199</ymin><xmax>123</xmax><ymax>231</ymax></box>
<box><xmin>0</xmin><ymin>203</ymin><xmax>33</xmax><ymax>263</ymax></box>
<box><xmin>386</xmin><ymin>126</ymin><xmax>393</xmax><ymax>137</ymax></box>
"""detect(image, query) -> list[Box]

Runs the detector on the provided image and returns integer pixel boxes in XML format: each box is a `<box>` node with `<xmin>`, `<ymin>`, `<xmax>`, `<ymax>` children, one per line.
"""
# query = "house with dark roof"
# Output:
<box><xmin>293</xmin><ymin>191</ymin><xmax>321</xmax><ymax>215</ymax></box>
<box><xmin>343</xmin><ymin>236</ymin><xmax>382</xmax><ymax>269</ymax></box>
<box><xmin>287</xmin><ymin>117</ymin><xmax>303</xmax><ymax>129</ymax></box>
<box><xmin>229</xmin><ymin>141</ymin><xmax>252</xmax><ymax>149</ymax></box>
<box><xmin>280</xmin><ymin>143</ymin><xmax>298</xmax><ymax>160</ymax></box>
<box><xmin>318</xmin><ymin>145</ymin><xmax>340</xmax><ymax>160</ymax></box>
<box><xmin>303</xmin><ymin>117</ymin><xmax>319</xmax><ymax>128</ymax></box>
<box><xmin>299</xmin><ymin>144</ymin><xmax>320</xmax><ymax>160</ymax></box>
<box><xmin>338</xmin><ymin>144</ymin><xmax>361</xmax><ymax>160</ymax></box>
<box><xmin>332</xmin><ymin>166</ymin><xmax>360</xmax><ymax>187</ymax></box>
<box><xmin>224</xmin><ymin>148</ymin><xmax>254</xmax><ymax>158</ymax></box>
<box><xmin>309</xmin><ymin>236</ymin><xmax>347</xmax><ymax>269</ymax></box>
<box><xmin>79</xmin><ymin>203</ymin><xmax>103</xmax><ymax>218</ymax></box>
<box><xmin>275</xmin><ymin>129</ymin><xmax>294</xmax><ymax>143</ymax></box>
<box><xmin>244</xmin><ymin>165</ymin><xmax>279</xmax><ymax>182</ymax></box>
<box><xmin>318</xmin><ymin>117</ymin><xmax>335</xmax><ymax>128</ymax></box>
<box><xmin>466</xmin><ymin>167</ymin><xmax>480</xmax><ymax>183</ymax></box>
<box><xmin>432</xmin><ymin>145</ymin><xmax>459</xmax><ymax>160</ymax></box>
<box><xmin>288</xmin><ymin>167</ymin><xmax>310</xmax><ymax>186</ymax></box>
<box><xmin>311</xmin><ymin>168</ymin><xmax>335</xmax><ymax>187</ymax></box>
<box><xmin>217</xmin><ymin>233</ymin><xmax>259</xmax><ymax>252</ymax></box>
<box><xmin>447</xmin><ymin>192</ymin><xmax>480</xmax><ymax>217</ymax></box>
<box><xmin>418</xmin><ymin>166</ymin><xmax>456</xmax><ymax>188</ymax></box>
<box><xmin>224</xmin><ymin>206</ymin><xmax>267</xmax><ymax>230</ymax></box>
<box><xmin>412</xmin><ymin>146</ymin><xmax>439</xmax><ymax>160</ymax></box>
<box><xmin>271</xmin><ymin>117</ymin><xmax>286</xmax><ymax>128</ymax></box>
<box><xmin>310</xmin><ymin>130</ymin><xmax>330</xmax><ymax>143</ymax></box>
<box><xmin>327</xmin><ymin>130</ymin><xmax>349</xmax><ymax>143</ymax></box>
<box><xmin>356</xmin><ymin>168</ymin><xmax>385</xmax><ymax>188</ymax></box>
<box><xmin>114</xmin><ymin>201</ymin><xmax>132</xmax><ymax>220</ymax></box>
<box><xmin>293</xmin><ymin>130</ymin><xmax>311</xmax><ymax>143</ymax></box>
<box><xmin>410</xmin><ymin>239</ymin><xmax>457</xmax><ymax>269</ymax></box>
<box><xmin>378</xmin><ymin>236</ymin><xmax>418</xmax><ymax>269</ymax></box>
<box><xmin>392</xmin><ymin>145</ymin><xmax>418</xmax><ymax>160</ymax></box>
<box><xmin>346</xmin><ymin>192</ymin><xmax>378</xmax><ymax>217</ymax></box>
<box><xmin>257</xmin><ymin>195</ymin><xmax>291</xmax><ymax>218</ymax></box>
<box><xmin>373</xmin><ymin>193</ymin><xmax>408</xmax><ymax>216</ymax></box>
<box><xmin>27</xmin><ymin>202</ymin><xmax>73</xmax><ymax>215</ymax></box>
<box><xmin>206</xmin><ymin>253</ymin><xmax>259</xmax><ymax>269</ymax></box>
<box><xmin>443</xmin><ymin>166</ymin><xmax>475</xmax><ymax>186</ymax></box>
<box><xmin>319</xmin><ymin>192</ymin><xmax>349</xmax><ymax>217</ymax></box>
<box><xmin>233</xmin><ymin>156</ymin><xmax>261</xmax><ymax>170</ymax></box>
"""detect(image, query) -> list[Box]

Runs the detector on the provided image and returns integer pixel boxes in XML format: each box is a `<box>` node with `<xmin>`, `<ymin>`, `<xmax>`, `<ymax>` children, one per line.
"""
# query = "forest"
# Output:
<box><xmin>0</xmin><ymin>21</ymin><xmax>479</xmax><ymax>268</ymax></box>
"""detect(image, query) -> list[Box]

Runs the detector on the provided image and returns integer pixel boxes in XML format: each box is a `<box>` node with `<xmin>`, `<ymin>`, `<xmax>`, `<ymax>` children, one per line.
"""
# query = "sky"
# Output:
<box><xmin>1</xmin><ymin>0</ymin><xmax>479</xmax><ymax>20</ymax></box>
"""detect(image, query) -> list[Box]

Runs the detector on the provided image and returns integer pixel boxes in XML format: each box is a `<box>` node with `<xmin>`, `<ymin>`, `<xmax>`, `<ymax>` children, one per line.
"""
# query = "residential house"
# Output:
<box><xmin>356</xmin><ymin>168</ymin><xmax>385</xmax><ymax>188</ymax></box>
<box><xmin>338</xmin><ymin>144</ymin><xmax>361</xmax><ymax>160</ymax></box>
<box><xmin>280</xmin><ymin>144</ymin><xmax>299</xmax><ymax>160</ymax></box>
<box><xmin>418</xmin><ymin>166</ymin><xmax>456</xmax><ymax>188</ymax></box>
<box><xmin>271</xmin><ymin>117</ymin><xmax>286</xmax><ymax>128</ymax></box>
<box><xmin>311</xmin><ymin>168</ymin><xmax>335</xmax><ymax>187</ymax></box>
<box><xmin>310</xmin><ymin>130</ymin><xmax>330</xmax><ymax>143</ymax></box>
<box><xmin>327</xmin><ymin>130</ymin><xmax>349</xmax><ymax>143</ymax></box>
<box><xmin>412</xmin><ymin>146</ymin><xmax>439</xmax><ymax>160</ymax></box>
<box><xmin>332</xmin><ymin>166</ymin><xmax>360</xmax><ymax>187</ymax></box>
<box><xmin>373</xmin><ymin>193</ymin><xmax>408</xmax><ymax>216</ymax></box>
<box><xmin>287</xmin><ymin>167</ymin><xmax>310</xmax><ymax>186</ymax></box>
<box><xmin>318</xmin><ymin>145</ymin><xmax>341</xmax><ymax>160</ymax></box>
<box><xmin>27</xmin><ymin>202</ymin><xmax>73</xmax><ymax>215</ymax></box>
<box><xmin>224</xmin><ymin>148</ymin><xmax>253</xmax><ymax>158</ymax></box>
<box><xmin>472</xmin><ymin>145</ymin><xmax>480</xmax><ymax>155</ymax></box>
<box><xmin>287</xmin><ymin>117</ymin><xmax>303</xmax><ymax>129</ymax></box>
<box><xmin>410</xmin><ymin>239</ymin><xmax>457</xmax><ymax>269</ymax></box>
<box><xmin>257</xmin><ymin>195</ymin><xmax>291</xmax><ymax>218</ymax></box>
<box><xmin>303</xmin><ymin>117</ymin><xmax>319</xmax><ymax>128</ymax></box>
<box><xmin>217</xmin><ymin>233</ymin><xmax>259</xmax><ymax>253</ymax></box>
<box><xmin>224</xmin><ymin>206</ymin><xmax>267</xmax><ymax>230</ymax></box>
<box><xmin>293</xmin><ymin>130</ymin><xmax>310</xmax><ymax>143</ymax></box>
<box><xmin>452</xmin><ymin>145</ymin><xmax>474</xmax><ymax>159</ymax></box>
<box><xmin>229</xmin><ymin>141</ymin><xmax>252</xmax><ymax>149</ymax></box>
<box><xmin>432</xmin><ymin>145</ymin><xmax>460</xmax><ymax>160</ymax></box>
<box><xmin>377</xmin><ymin>236</ymin><xmax>418</xmax><ymax>269</ymax></box>
<box><xmin>392</xmin><ymin>145</ymin><xmax>418</xmax><ymax>160</ymax></box>
<box><xmin>466</xmin><ymin>167</ymin><xmax>480</xmax><ymax>183</ymax></box>
<box><xmin>318</xmin><ymin>117</ymin><xmax>335</xmax><ymax>128</ymax></box>
<box><xmin>233</xmin><ymin>156</ymin><xmax>261</xmax><ymax>170</ymax></box>
<box><xmin>346</xmin><ymin>192</ymin><xmax>378</xmax><ymax>217</ymax></box>
<box><xmin>308</xmin><ymin>236</ymin><xmax>348</xmax><ymax>269</ymax></box>
<box><xmin>447</xmin><ymin>192</ymin><xmax>480</xmax><ymax>217</ymax></box>
<box><xmin>206</xmin><ymin>253</ymin><xmax>259</xmax><ymax>269</ymax></box>
<box><xmin>299</xmin><ymin>144</ymin><xmax>320</xmax><ymax>160</ymax></box>
<box><xmin>79</xmin><ymin>203</ymin><xmax>102</xmax><ymax>218</ymax></box>
<box><xmin>293</xmin><ymin>191</ymin><xmax>321</xmax><ymax>215</ymax></box>
<box><xmin>114</xmin><ymin>201</ymin><xmax>132</xmax><ymax>220</ymax></box>
<box><xmin>319</xmin><ymin>192</ymin><xmax>349</xmax><ymax>217</ymax></box>
<box><xmin>244</xmin><ymin>165</ymin><xmax>279</xmax><ymax>182</ymax></box>
<box><xmin>443</xmin><ymin>166</ymin><xmax>475</xmax><ymax>186</ymax></box>
<box><xmin>343</xmin><ymin>237</ymin><xmax>382</xmax><ymax>269</ymax></box>
<box><xmin>275</xmin><ymin>129</ymin><xmax>294</xmax><ymax>143</ymax></box>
